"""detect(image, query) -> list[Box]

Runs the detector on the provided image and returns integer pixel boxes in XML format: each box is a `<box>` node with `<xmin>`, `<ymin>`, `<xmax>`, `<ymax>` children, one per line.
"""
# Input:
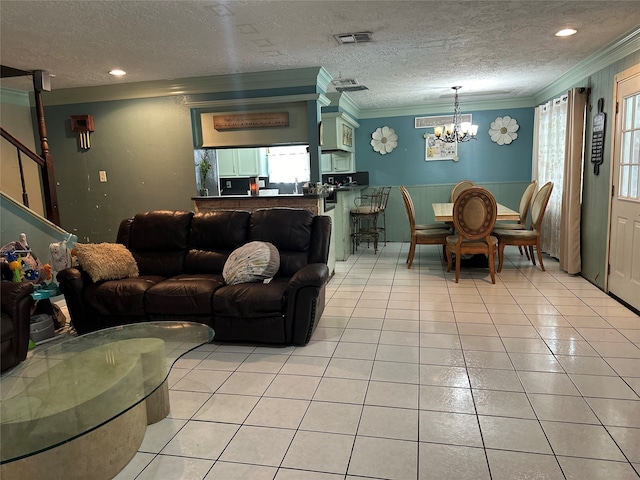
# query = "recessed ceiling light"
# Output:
<box><xmin>109</xmin><ymin>69</ymin><xmax>126</xmax><ymax>76</ymax></box>
<box><xmin>555</xmin><ymin>28</ymin><xmax>577</xmax><ymax>37</ymax></box>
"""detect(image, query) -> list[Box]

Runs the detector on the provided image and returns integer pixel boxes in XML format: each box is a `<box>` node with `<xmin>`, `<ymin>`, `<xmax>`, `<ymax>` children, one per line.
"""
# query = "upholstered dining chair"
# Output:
<box><xmin>493</xmin><ymin>181</ymin><xmax>554</xmax><ymax>272</ymax></box>
<box><xmin>492</xmin><ymin>180</ymin><xmax>537</xmax><ymax>258</ymax></box>
<box><xmin>450</xmin><ymin>180</ymin><xmax>476</xmax><ymax>202</ymax></box>
<box><xmin>399</xmin><ymin>186</ymin><xmax>450</xmax><ymax>231</ymax></box>
<box><xmin>400</xmin><ymin>186</ymin><xmax>451</xmax><ymax>268</ymax></box>
<box><xmin>445</xmin><ymin>187</ymin><xmax>498</xmax><ymax>283</ymax></box>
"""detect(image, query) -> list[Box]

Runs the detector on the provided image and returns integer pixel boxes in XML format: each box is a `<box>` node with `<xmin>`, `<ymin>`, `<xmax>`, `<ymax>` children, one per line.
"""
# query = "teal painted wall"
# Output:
<box><xmin>40</xmin><ymin>95</ymin><xmax>196</xmax><ymax>242</ymax></box>
<box><xmin>355</xmin><ymin>107</ymin><xmax>534</xmax><ymax>186</ymax></box>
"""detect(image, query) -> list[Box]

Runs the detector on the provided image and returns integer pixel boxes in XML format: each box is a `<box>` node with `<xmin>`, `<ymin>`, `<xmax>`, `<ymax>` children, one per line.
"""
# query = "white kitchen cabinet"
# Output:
<box><xmin>321</xmin><ymin>152</ymin><xmax>355</xmax><ymax>174</ymax></box>
<box><xmin>321</xmin><ymin>113</ymin><xmax>359</xmax><ymax>153</ymax></box>
<box><xmin>217</xmin><ymin>148</ymin><xmax>267</xmax><ymax>177</ymax></box>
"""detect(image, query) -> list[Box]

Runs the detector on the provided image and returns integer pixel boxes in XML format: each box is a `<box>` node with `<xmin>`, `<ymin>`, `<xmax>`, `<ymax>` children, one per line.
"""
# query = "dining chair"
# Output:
<box><xmin>450</xmin><ymin>180</ymin><xmax>476</xmax><ymax>202</ymax></box>
<box><xmin>492</xmin><ymin>179</ymin><xmax>537</xmax><ymax>258</ymax></box>
<box><xmin>445</xmin><ymin>187</ymin><xmax>498</xmax><ymax>283</ymax></box>
<box><xmin>493</xmin><ymin>181</ymin><xmax>554</xmax><ymax>272</ymax></box>
<box><xmin>400</xmin><ymin>186</ymin><xmax>450</xmax><ymax>268</ymax></box>
<box><xmin>399</xmin><ymin>186</ymin><xmax>450</xmax><ymax>231</ymax></box>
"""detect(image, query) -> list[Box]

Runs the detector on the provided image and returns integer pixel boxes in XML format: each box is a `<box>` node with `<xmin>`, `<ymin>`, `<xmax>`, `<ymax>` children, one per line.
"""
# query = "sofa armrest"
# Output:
<box><xmin>56</xmin><ymin>267</ymin><xmax>93</xmax><ymax>335</ymax></box>
<box><xmin>287</xmin><ymin>263</ymin><xmax>329</xmax><ymax>290</ymax></box>
<box><xmin>1</xmin><ymin>281</ymin><xmax>34</xmax><ymax>366</ymax></box>
<box><xmin>285</xmin><ymin>263</ymin><xmax>329</xmax><ymax>345</ymax></box>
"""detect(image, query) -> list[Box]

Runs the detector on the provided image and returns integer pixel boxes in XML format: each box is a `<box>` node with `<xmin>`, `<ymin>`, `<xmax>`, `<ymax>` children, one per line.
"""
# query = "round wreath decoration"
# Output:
<box><xmin>371</xmin><ymin>126</ymin><xmax>398</xmax><ymax>155</ymax></box>
<box><xmin>489</xmin><ymin>116</ymin><xmax>519</xmax><ymax>145</ymax></box>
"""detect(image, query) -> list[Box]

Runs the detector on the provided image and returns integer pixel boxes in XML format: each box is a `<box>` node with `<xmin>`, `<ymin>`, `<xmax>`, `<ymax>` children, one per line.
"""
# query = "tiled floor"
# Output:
<box><xmin>111</xmin><ymin>243</ymin><xmax>639</xmax><ymax>480</ymax></box>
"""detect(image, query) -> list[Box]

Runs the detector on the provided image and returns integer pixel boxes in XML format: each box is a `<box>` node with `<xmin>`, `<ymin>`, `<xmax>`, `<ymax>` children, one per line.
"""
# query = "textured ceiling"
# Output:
<box><xmin>1</xmin><ymin>1</ymin><xmax>639</xmax><ymax>110</ymax></box>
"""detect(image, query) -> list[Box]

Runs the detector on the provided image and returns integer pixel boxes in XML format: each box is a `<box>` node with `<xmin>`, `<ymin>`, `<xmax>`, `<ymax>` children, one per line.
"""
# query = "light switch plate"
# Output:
<box><xmin>99</xmin><ymin>171</ymin><xmax>107</xmax><ymax>182</ymax></box>
<box><xmin>259</xmin><ymin>180</ymin><xmax>265</xmax><ymax>187</ymax></box>
<box><xmin>226</xmin><ymin>181</ymin><xmax>232</xmax><ymax>188</ymax></box>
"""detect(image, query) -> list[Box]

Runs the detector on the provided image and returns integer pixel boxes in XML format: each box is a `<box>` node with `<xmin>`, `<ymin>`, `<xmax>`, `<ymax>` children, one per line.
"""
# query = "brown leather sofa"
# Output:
<box><xmin>1</xmin><ymin>281</ymin><xmax>34</xmax><ymax>372</ymax></box>
<box><xmin>57</xmin><ymin>208</ymin><xmax>331</xmax><ymax>346</ymax></box>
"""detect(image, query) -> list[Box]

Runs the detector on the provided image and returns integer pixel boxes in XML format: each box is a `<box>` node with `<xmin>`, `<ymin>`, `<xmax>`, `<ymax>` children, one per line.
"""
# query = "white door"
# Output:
<box><xmin>608</xmin><ymin>64</ymin><xmax>640</xmax><ymax>310</ymax></box>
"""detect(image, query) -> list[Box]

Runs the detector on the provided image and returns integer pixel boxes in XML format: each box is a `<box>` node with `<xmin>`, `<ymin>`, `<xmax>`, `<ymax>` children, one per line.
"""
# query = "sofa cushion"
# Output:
<box><xmin>74</xmin><ymin>243</ymin><xmax>139</xmax><ymax>282</ymax></box>
<box><xmin>223</xmin><ymin>241</ymin><xmax>280</xmax><ymax>286</ymax></box>
<box><xmin>185</xmin><ymin>210</ymin><xmax>251</xmax><ymax>273</ymax></box>
<box><xmin>126</xmin><ymin>211</ymin><xmax>193</xmax><ymax>277</ymax></box>
<box><xmin>213</xmin><ymin>278</ymin><xmax>289</xmax><ymax>318</ymax></box>
<box><xmin>250</xmin><ymin>208</ymin><xmax>314</xmax><ymax>277</ymax></box>
<box><xmin>144</xmin><ymin>274</ymin><xmax>224</xmax><ymax>315</ymax></box>
<box><xmin>83</xmin><ymin>275</ymin><xmax>165</xmax><ymax>316</ymax></box>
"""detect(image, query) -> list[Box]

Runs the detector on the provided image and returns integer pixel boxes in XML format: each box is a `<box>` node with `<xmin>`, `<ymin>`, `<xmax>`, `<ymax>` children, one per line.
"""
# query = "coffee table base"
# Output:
<box><xmin>1</xmin><ymin>380</ymin><xmax>169</xmax><ymax>480</ymax></box>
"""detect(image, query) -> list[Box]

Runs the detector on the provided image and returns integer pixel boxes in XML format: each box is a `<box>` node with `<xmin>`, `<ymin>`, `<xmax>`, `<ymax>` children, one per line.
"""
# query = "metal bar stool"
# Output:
<box><xmin>350</xmin><ymin>188</ymin><xmax>384</xmax><ymax>254</ymax></box>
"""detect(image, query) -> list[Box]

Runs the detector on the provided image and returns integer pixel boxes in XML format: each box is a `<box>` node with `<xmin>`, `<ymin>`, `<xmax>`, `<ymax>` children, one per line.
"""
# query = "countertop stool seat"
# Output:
<box><xmin>350</xmin><ymin>188</ymin><xmax>384</xmax><ymax>254</ymax></box>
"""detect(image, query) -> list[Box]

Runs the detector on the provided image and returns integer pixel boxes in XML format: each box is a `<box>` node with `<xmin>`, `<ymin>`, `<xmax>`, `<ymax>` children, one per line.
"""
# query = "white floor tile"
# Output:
<box><xmin>348</xmin><ymin>436</ymin><xmax>418</xmax><ymax>480</ymax></box>
<box><xmin>219</xmin><ymin>425</ymin><xmax>295</xmax><ymax>467</ymax></box>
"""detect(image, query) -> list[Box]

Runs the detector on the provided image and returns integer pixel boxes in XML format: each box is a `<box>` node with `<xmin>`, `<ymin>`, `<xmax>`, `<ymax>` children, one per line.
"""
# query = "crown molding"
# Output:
<box><xmin>185</xmin><ymin>93</ymin><xmax>329</xmax><ymax>110</ymax></box>
<box><xmin>39</xmin><ymin>67</ymin><xmax>325</xmax><ymax>106</ymax></box>
<box><xmin>0</xmin><ymin>87</ymin><xmax>31</xmax><ymax>107</ymax></box>
<box><xmin>325</xmin><ymin>92</ymin><xmax>361</xmax><ymax>119</ymax></box>
<box><xmin>534</xmin><ymin>27</ymin><xmax>640</xmax><ymax>104</ymax></box>
<box><xmin>357</xmin><ymin>97</ymin><xmax>537</xmax><ymax>119</ymax></box>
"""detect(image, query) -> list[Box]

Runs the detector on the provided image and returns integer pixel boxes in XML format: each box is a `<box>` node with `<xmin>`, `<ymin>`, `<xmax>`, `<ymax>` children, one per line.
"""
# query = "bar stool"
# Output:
<box><xmin>350</xmin><ymin>188</ymin><xmax>384</xmax><ymax>254</ymax></box>
<box><xmin>376</xmin><ymin>186</ymin><xmax>392</xmax><ymax>245</ymax></box>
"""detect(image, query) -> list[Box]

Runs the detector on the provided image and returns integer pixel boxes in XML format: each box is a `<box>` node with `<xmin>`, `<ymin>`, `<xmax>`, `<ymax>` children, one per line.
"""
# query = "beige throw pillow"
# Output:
<box><xmin>74</xmin><ymin>243</ymin><xmax>139</xmax><ymax>282</ymax></box>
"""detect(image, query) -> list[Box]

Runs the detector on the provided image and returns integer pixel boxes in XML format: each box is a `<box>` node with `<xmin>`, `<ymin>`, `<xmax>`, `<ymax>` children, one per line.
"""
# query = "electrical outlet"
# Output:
<box><xmin>226</xmin><ymin>181</ymin><xmax>232</xmax><ymax>188</ymax></box>
<box><xmin>258</xmin><ymin>180</ymin><xmax>265</xmax><ymax>188</ymax></box>
<box><xmin>99</xmin><ymin>171</ymin><xmax>107</xmax><ymax>182</ymax></box>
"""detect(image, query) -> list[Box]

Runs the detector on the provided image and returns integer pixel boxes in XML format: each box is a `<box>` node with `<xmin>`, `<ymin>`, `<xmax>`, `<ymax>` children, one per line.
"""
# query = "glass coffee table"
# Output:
<box><xmin>0</xmin><ymin>321</ymin><xmax>214</xmax><ymax>480</ymax></box>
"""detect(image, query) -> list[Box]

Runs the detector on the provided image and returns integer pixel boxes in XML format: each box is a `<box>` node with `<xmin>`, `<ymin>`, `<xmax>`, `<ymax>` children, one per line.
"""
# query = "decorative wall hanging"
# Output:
<box><xmin>370</xmin><ymin>126</ymin><xmax>398</xmax><ymax>155</ymax></box>
<box><xmin>70</xmin><ymin>115</ymin><xmax>95</xmax><ymax>150</ymax></box>
<box><xmin>213</xmin><ymin>112</ymin><xmax>289</xmax><ymax>130</ymax></box>
<box><xmin>590</xmin><ymin>98</ymin><xmax>606</xmax><ymax>175</ymax></box>
<box><xmin>424</xmin><ymin>133</ymin><xmax>458</xmax><ymax>162</ymax></box>
<box><xmin>489</xmin><ymin>116</ymin><xmax>519</xmax><ymax>145</ymax></box>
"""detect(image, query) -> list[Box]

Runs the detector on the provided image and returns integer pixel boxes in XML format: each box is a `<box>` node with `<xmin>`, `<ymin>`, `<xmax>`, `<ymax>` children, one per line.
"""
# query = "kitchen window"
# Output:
<box><xmin>267</xmin><ymin>146</ymin><xmax>310</xmax><ymax>183</ymax></box>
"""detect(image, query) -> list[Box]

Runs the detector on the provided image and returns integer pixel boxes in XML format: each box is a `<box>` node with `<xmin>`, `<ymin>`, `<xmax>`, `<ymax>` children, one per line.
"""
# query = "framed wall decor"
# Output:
<box><xmin>424</xmin><ymin>133</ymin><xmax>457</xmax><ymax>161</ymax></box>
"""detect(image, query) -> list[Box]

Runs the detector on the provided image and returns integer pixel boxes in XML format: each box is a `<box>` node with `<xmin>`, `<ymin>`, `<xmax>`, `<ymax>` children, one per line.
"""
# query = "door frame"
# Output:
<box><xmin>605</xmin><ymin>62</ymin><xmax>640</xmax><ymax>293</ymax></box>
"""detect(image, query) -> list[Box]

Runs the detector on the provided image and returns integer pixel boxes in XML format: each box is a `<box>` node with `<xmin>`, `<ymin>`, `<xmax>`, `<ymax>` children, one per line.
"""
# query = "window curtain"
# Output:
<box><xmin>533</xmin><ymin>94</ymin><xmax>568</xmax><ymax>259</ymax></box>
<box><xmin>559</xmin><ymin>88</ymin><xmax>588</xmax><ymax>274</ymax></box>
<box><xmin>532</xmin><ymin>88</ymin><xmax>587</xmax><ymax>272</ymax></box>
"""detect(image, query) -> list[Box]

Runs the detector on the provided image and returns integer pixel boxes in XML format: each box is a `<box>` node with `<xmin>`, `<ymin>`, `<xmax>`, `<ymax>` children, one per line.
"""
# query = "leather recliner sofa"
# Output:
<box><xmin>1</xmin><ymin>281</ymin><xmax>34</xmax><ymax>372</ymax></box>
<box><xmin>57</xmin><ymin>208</ymin><xmax>331</xmax><ymax>346</ymax></box>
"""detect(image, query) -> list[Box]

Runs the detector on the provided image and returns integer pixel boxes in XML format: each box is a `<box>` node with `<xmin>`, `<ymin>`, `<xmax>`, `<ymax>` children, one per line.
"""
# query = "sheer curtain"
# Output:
<box><xmin>532</xmin><ymin>95</ymin><xmax>568</xmax><ymax>259</ymax></box>
<box><xmin>532</xmin><ymin>88</ymin><xmax>588</xmax><ymax>272</ymax></box>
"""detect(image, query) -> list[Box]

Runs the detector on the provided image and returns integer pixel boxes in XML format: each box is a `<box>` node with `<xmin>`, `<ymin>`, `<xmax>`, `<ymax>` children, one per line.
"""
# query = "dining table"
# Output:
<box><xmin>432</xmin><ymin>202</ymin><xmax>520</xmax><ymax>222</ymax></box>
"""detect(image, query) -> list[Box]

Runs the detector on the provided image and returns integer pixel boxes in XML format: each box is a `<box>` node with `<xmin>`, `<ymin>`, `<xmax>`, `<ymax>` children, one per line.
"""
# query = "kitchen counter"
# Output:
<box><xmin>192</xmin><ymin>194</ymin><xmax>332</xmax><ymax>215</ymax></box>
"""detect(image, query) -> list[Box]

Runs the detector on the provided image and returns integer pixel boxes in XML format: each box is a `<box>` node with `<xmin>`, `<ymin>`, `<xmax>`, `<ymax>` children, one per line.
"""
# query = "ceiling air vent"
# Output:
<box><xmin>334</xmin><ymin>32</ymin><xmax>372</xmax><ymax>44</ymax></box>
<box><xmin>331</xmin><ymin>78</ymin><xmax>369</xmax><ymax>92</ymax></box>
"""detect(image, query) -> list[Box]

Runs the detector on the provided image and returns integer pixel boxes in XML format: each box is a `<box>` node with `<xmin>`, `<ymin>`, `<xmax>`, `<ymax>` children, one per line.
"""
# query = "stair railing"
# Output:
<box><xmin>1</xmin><ymin>126</ymin><xmax>60</xmax><ymax>226</ymax></box>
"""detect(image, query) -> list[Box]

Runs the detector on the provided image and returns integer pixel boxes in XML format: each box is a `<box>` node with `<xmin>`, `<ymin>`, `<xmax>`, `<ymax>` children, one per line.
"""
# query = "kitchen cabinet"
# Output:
<box><xmin>321</xmin><ymin>152</ymin><xmax>355</xmax><ymax>174</ymax></box>
<box><xmin>217</xmin><ymin>148</ymin><xmax>267</xmax><ymax>177</ymax></box>
<box><xmin>321</xmin><ymin>113</ymin><xmax>359</xmax><ymax>153</ymax></box>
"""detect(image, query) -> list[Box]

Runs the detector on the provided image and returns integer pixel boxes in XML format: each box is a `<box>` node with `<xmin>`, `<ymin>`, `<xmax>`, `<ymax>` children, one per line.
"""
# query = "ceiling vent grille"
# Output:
<box><xmin>334</xmin><ymin>32</ymin><xmax>372</xmax><ymax>44</ymax></box>
<box><xmin>335</xmin><ymin>85</ymin><xmax>369</xmax><ymax>92</ymax></box>
<box><xmin>331</xmin><ymin>78</ymin><xmax>369</xmax><ymax>92</ymax></box>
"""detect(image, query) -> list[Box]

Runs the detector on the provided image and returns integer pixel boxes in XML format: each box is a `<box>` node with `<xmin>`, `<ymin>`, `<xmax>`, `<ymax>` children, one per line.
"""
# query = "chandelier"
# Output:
<box><xmin>433</xmin><ymin>86</ymin><xmax>478</xmax><ymax>143</ymax></box>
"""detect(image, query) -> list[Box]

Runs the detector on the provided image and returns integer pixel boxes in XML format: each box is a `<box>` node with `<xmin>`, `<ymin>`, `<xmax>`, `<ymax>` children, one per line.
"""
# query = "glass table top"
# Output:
<box><xmin>0</xmin><ymin>321</ymin><xmax>214</xmax><ymax>463</ymax></box>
